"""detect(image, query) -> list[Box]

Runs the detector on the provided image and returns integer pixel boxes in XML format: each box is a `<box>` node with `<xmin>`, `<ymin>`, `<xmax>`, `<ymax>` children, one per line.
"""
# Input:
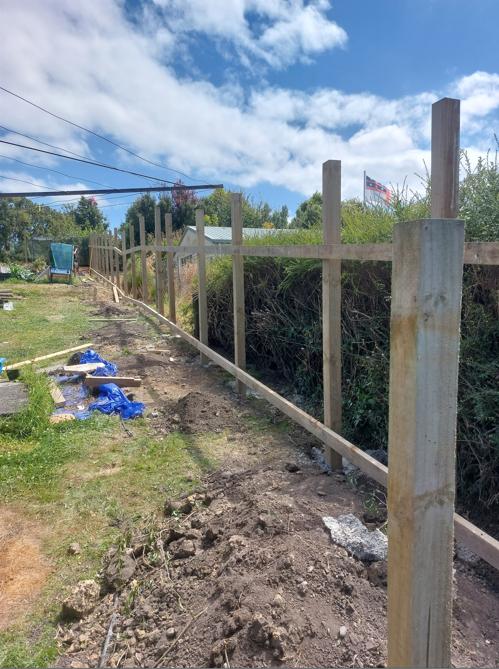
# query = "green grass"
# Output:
<box><xmin>0</xmin><ymin>281</ymin><xmax>222</xmax><ymax>667</ymax></box>
<box><xmin>0</xmin><ymin>282</ymin><xmax>91</xmax><ymax>366</ymax></box>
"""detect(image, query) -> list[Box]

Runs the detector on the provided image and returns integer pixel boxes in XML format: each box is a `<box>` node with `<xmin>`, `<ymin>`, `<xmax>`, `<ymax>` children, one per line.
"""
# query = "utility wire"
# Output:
<box><xmin>0</xmin><ymin>152</ymin><xmax>111</xmax><ymax>188</ymax></box>
<box><xmin>0</xmin><ymin>173</ymin><xmax>50</xmax><ymax>189</ymax></box>
<box><xmin>0</xmin><ymin>84</ymin><xmax>203</xmax><ymax>183</ymax></box>
<box><xmin>0</xmin><ymin>124</ymin><xmax>97</xmax><ymax>161</ymax></box>
<box><xmin>0</xmin><ymin>139</ymin><xmax>174</xmax><ymax>184</ymax></box>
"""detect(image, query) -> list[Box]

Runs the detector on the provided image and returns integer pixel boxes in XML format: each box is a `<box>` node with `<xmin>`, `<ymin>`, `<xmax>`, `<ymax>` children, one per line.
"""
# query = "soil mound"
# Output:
<box><xmin>56</xmin><ymin>465</ymin><xmax>498</xmax><ymax>668</ymax></box>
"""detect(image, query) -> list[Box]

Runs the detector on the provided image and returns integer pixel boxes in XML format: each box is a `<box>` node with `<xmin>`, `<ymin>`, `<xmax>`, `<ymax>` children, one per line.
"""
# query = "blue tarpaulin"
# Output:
<box><xmin>80</xmin><ymin>349</ymin><xmax>117</xmax><ymax>377</ymax></box>
<box><xmin>77</xmin><ymin>349</ymin><xmax>144</xmax><ymax>420</ymax></box>
<box><xmin>88</xmin><ymin>383</ymin><xmax>144</xmax><ymax>420</ymax></box>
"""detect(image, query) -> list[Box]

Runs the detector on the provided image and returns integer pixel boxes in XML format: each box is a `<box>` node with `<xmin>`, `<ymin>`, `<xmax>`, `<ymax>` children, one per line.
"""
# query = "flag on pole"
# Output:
<box><xmin>364</xmin><ymin>174</ymin><xmax>392</xmax><ymax>204</ymax></box>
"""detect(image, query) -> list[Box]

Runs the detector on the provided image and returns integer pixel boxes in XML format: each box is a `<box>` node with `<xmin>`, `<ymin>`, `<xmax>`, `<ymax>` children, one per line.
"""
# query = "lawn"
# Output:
<box><xmin>0</xmin><ymin>282</ymin><xmax>217</xmax><ymax>667</ymax></box>
<box><xmin>0</xmin><ymin>282</ymin><xmax>92</xmax><ymax>366</ymax></box>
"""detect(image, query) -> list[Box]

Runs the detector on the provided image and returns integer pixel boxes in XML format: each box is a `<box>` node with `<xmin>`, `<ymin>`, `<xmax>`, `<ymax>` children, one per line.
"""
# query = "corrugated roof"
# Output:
<box><xmin>185</xmin><ymin>226</ymin><xmax>292</xmax><ymax>242</ymax></box>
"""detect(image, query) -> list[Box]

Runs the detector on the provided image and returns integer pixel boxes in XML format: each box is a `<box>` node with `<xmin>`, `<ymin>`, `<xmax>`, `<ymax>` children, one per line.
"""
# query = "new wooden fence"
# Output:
<box><xmin>89</xmin><ymin>97</ymin><xmax>499</xmax><ymax>668</ymax></box>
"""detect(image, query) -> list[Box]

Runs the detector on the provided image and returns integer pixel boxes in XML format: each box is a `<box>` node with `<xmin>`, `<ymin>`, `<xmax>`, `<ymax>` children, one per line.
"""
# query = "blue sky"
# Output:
<box><xmin>1</xmin><ymin>0</ymin><xmax>498</xmax><ymax>229</ymax></box>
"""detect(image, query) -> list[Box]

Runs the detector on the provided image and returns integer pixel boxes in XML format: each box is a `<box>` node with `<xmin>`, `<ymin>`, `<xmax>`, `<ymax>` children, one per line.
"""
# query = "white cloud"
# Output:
<box><xmin>149</xmin><ymin>0</ymin><xmax>346</xmax><ymax>68</ymax></box>
<box><xmin>0</xmin><ymin>0</ymin><xmax>498</xmax><ymax>206</ymax></box>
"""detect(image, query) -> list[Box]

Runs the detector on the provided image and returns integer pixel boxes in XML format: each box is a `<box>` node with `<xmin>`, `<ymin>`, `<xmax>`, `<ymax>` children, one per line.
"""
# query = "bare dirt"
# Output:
<box><xmin>0</xmin><ymin>508</ymin><xmax>51</xmax><ymax>630</ymax></box>
<box><xmin>52</xmin><ymin>283</ymin><xmax>499</xmax><ymax>667</ymax></box>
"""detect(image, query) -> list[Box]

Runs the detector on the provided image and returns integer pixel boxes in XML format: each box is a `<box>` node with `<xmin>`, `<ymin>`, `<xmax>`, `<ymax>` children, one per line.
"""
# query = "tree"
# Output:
<box><xmin>67</xmin><ymin>196</ymin><xmax>108</xmax><ymax>230</ymax></box>
<box><xmin>292</xmin><ymin>192</ymin><xmax>322</xmax><ymax>228</ymax></box>
<box><xmin>271</xmin><ymin>205</ymin><xmax>289</xmax><ymax>229</ymax></box>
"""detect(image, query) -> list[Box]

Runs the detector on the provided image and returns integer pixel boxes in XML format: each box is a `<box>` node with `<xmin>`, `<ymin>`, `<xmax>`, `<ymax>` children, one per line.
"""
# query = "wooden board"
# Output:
<box><xmin>84</xmin><ymin>375</ymin><xmax>142</xmax><ymax>388</ymax></box>
<box><xmin>112</xmin><ymin>285</ymin><xmax>120</xmax><ymax>304</ymax></box>
<box><xmin>48</xmin><ymin>379</ymin><xmax>66</xmax><ymax>407</ymax></box>
<box><xmin>5</xmin><ymin>343</ymin><xmax>93</xmax><ymax>371</ymax></box>
<box><xmin>0</xmin><ymin>381</ymin><xmax>28</xmax><ymax>415</ymax></box>
<box><xmin>62</xmin><ymin>363</ymin><xmax>105</xmax><ymax>374</ymax></box>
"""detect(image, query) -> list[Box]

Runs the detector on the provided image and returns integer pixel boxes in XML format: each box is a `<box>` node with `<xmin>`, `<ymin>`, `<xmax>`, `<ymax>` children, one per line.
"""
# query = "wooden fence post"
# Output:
<box><xmin>431</xmin><ymin>98</ymin><xmax>460</xmax><ymax>219</ymax></box>
<box><xmin>139</xmin><ymin>214</ymin><xmax>148</xmax><ymax>302</ymax></box>
<box><xmin>196</xmin><ymin>209</ymin><xmax>209</xmax><ymax>364</ymax></box>
<box><xmin>113</xmin><ymin>229</ymin><xmax>120</xmax><ymax>289</ymax></box>
<box><xmin>154</xmin><ymin>205</ymin><xmax>165</xmax><ymax>315</ymax></box>
<box><xmin>106</xmin><ymin>233</ymin><xmax>112</xmax><ymax>281</ymax></box>
<box><xmin>129</xmin><ymin>222</ymin><xmax>137</xmax><ymax>299</ymax></box>
<box><xmin>121</xmin><ymin>227</ymin><xmax>127</xmax><ymax>294</ymax></box>
<box><xmin>387</xmin><ymin>218</ymin><xmax>464</xmax><ymax>668</ymax></box>
<box><xmin>165</xmin><ymin>213</ymin><xmax>176</xmax><ymax>323</ymax></box>
<box><xmin>322</xmin><ymin>160</ymin><xmax>343</xmax><ymax>469</ymax></box>
<box><xmin>231</xmin><ymin>193</ymin><xmax>246</xmax><ymax>396</ymax></box>
<box><xmin>388</xmin><ymin>95</ymin><xmax>462</xmax><ymax>669</ymax></box>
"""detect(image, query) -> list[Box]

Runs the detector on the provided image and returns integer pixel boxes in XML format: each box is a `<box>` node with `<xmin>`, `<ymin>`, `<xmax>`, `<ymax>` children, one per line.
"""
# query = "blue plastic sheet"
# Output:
<box><xmin>88</xmin><ymin>383</ymin><xmax>144</xmax><ymax>420</ymax></box>
<box><xmin>0</xmin><ymin>357</ymin><xmax>6</xmax><ymax>374</ymax></box>
<box><xmin>79</xmin><ymin>349</ymin><xmax>117</xmax><ymax>377</ymax></box>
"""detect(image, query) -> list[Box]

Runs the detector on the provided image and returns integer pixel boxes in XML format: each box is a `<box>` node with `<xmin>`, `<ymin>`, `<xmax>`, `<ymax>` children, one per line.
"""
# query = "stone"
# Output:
<box><xmin>323</xmin><ymin>514</ymin><xmax>387</xmax><ymax>562</ymax></box>
<box><xmin>103</xmin><ymin>551</ymin><xmax>136</xmax><ymax>591</ymax></box>
<box><xmin>338</xmin><ymin>625</ymin><xmax>347</xmax><ymax>639</ymax></box>
<box><xmin>272</xmin><ymin>593</ymin><xmax>286</xmax><ymax>608</ymax></box>
<box><xmin>285</xmin><ymin>462</ymin><xmax>300</xmax><ymax>473</ymax></box>
<box><xmin>165</xmin><ymin>627</ymin><xmax>176</xmax><ymax>639</ymax></box>
<box><xmin>297</xmin><ymin>580</ymin><xmax>308</xmax><ymax>596</ymax></box>
<box><xmin>61</xmin><ymin>580</ymin><xmax>100</xmax><ymax>620</ymax></box>
<box><xmin>67</xmin><ymin>542</ymin><xmax>81</xmax><ymax>556</ymax></box>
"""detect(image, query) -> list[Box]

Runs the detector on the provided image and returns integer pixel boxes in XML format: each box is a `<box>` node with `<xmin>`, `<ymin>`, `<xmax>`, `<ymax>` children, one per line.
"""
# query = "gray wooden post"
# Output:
<box><xmin>231</xmin><ymin>193</ymin><xmax>246</xmax><ymax>396</ymax></box>
<box><xmin>322</xmin><ymin>160</ymin><xmax>343</xmax><ymax>469</ymax></box>
<box><xmin>196</xmin><ymin>209</ymin><xmax>209</xmax><ymax>364</ymax></box>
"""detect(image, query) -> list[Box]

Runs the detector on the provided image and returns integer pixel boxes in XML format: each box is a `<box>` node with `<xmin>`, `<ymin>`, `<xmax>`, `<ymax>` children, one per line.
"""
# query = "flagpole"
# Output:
<box><xmin>363</xmin><ymin>170</ymin><xmax>366</xmax><ymax>206</ymax></box>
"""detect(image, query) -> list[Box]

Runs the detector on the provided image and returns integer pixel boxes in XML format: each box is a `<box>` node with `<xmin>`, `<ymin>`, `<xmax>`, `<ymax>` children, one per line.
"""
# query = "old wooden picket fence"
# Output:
<box><xmin>89</xmin><ymin>98</ymin><xmax>499</xmax><ymax>668</ymax></box>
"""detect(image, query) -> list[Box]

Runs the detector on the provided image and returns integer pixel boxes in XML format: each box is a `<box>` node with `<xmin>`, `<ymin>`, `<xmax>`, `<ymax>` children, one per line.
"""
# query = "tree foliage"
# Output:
<box><xmin>67</xmin><ymin>196</ymin><xmax>107</xmax><ymax>230</ymax></box>
<box><xmin>292</xmin><ymin>192</ymin><xmax>322</xmax><ymax>228</ymax></box>
<box><xmin>0</xmin><ymin>196</ymin><xmax>106</xmax><ymax>260</ymax></box>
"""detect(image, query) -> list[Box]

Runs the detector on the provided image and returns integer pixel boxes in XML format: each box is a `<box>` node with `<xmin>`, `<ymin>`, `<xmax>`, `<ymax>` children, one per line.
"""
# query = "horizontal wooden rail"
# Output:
<box><xmin>90</xmin><ymin>266</ymin><xmax>499</xmax><ymax>571</ymax></box>
<box><xmin>109</xmin><ymin>240</ymin><xmax>499</xmax><ymax>265</ymax></box>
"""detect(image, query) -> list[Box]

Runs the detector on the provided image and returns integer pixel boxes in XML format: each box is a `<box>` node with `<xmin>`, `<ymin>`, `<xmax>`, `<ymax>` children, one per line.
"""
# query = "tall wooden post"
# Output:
<box><xmin>106</xmin><ymin>233</ymin><xmax>112</xmax><ymax>281</ymax></box>
<box><xmin>322</xmin><ymin>160</ymin><xmax>343</xmax><ymax>469</ymax></box>
<box><xmin>165</xmin><ymin>213</ymin><xmax>176</xmax><ymax>323</ymax></box>
<box><xmin>99</xmin><ymin>234</ymin><xmax>104</xmax><ymax>276</ymax></box>
<box><xmin>387</xmin><ymin>219</ymin><xmax>464</xmax><ymax>667</ymax></box>
<box><xmin>121</xmin><ymin>228</ymin><xmax>127</xmax><ymax>295</ymax></box>
<box><xmin>231</xmin><ymin>193</ymin><xmax>246</xmax><ymax>396</ymax></box>
<box><xmin>113</xmin><ymin>229</ymin><xmax>120</xmax><ymax>289</ymax></box>
<box><xmin>388</xmin><ymin>97</ymin><xmax>463</xmax><ymax>668</ymax></box>
<box><xmin>196</xmin><ymin>209</ymin><xmax>209</xmax><ymax>365</ymax></box>
<box><xmin>129</xmin><ymin>222</ymin><xmax>137</xmax><ymax>299</ymax></box>
<box><xmin>154</xmin><ymin>205</ymin><xmax>165</xmax><ymax>315</ymax></box>
<box><xmin>431</xmin><ymin>98</ymin><xmax>460</xmax><ymax>219</ymax></box>
<box><xmin>139</xmin><ymin>214</ymin><xmax>148</xmax><ymax>302</ymax></box>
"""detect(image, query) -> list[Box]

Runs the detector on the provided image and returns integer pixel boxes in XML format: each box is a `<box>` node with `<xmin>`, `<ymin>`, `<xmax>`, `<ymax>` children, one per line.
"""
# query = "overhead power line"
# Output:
<box><xmin>0</xmin><ymin>152</ymin><xmax>111</xmax><ymax>188</ymax></box>
<box><xmin>0</xmin><ymin>173</ymin><xmax>50</xmax><ymax>190</ymax></box>
<box><xmin>0</xmin><ymin>184</ymin><xmax>224</xmax><ymax>198</ymax></box>
<box><xmin>0</xmin><ymin>124</ymin><xmax>97</xmax><ymax>161</ymax></box>
<box><xmin>0</xmin><ymin>84</ymin><xmax>203</xmax><ymax>183</ymax></box>
<box><xmin>0</xmin><ymin>139</ymin><xmax>174</xmax><ymax>184</ymax></box>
